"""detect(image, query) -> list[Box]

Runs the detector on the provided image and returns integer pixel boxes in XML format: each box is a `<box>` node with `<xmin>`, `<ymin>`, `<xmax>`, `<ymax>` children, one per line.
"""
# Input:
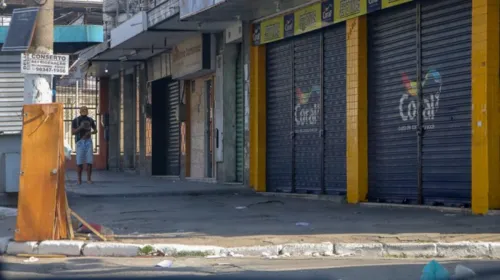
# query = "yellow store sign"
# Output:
<box><xmin>382</xmin><ymin>0</ymin><xmax>412</xmax><ymax>9</ymax></box>
<box><xmin>252</xmin><ymin>0</ymin><xmax>413</xmax><ymax>45</ymax></box>
<box><xmin>294</xmin><ymin>2</ymin><xmax>322</xmax><ymax>36</ymax></box>
<box><xmin>260</xmin><ymin>17</ymin><xmax>284</xmax><ymax>44</ymax></box>
<box><xmin>334</xmin><ymin>0</ymin><xmax>367</xmax><ymax>23</ymax></box>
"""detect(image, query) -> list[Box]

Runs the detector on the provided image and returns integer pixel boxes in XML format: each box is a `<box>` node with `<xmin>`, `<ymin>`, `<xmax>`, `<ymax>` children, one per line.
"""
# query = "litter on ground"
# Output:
<box><xmin>23</xmin><ymin>257</ymin><xmax>39</xmax><ymax>263</ymax></box>
<box><xmin>155</xmin><ymin>260</ymin><xmax>173</xmax><ymax>268</ymax></box>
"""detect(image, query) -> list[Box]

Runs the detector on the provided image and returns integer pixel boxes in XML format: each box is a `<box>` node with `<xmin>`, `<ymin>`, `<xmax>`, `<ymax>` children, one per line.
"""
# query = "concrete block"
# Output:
<box><xmin>0</xmin><ymin>236</ymin><xmax>12</xmax><ymax>254</ymax></box>
<box><xmin>436</xmin><ymin>242</ymin><xmax>490</xmax><ymax>258</ymax></box>
<box><xmin>38</xmin><ymin>240</ymin><xmax>85</xmax><ymax>256</ymax></box>
<box><xmin>335</xmin><ymin>243</ymin><xmax>384</xmax><ymax>258</ymax></box>
<box><xmin>82</xmin><ymin>242</ymin><xmax>140</xmax><ymax>257</ymax></box>
<box><xmin>223</xmin><ymin>245</ymin><xmax>280</xmax><ymax>257</ymax></box>
<box><xmin>489</xmin><ymin>243</ymin><xmax>500</xmax><ymax>258</ymax></box>
<box><xmin>384</xmin><ymin>243</ymin><xmax>437</xmax><ymax>258</ymax></box>
<box><xmin>6</xmin><ymin>241</ymin><xmax>38</xmax><ymax>255</ymax></box>
<box><xmin>281</xmin><ymin>242</ymin><xmax>334</xmax><ymax>256</ymax></box>
<box><xmin>153</xmin><ymin>244</ymin><xmax>223</xmax><ymax>256</ymax></box>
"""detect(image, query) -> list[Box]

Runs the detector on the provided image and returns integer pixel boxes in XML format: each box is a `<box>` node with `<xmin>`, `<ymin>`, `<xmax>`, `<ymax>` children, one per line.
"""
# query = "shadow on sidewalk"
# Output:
<box><xmin>64</xmin><ymin>170</ymin><xmax>252</xmax><ymax>198</ymax></box>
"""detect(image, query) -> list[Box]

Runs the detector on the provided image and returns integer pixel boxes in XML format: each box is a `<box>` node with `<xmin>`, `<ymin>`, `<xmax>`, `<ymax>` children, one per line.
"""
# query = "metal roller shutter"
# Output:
<box><xmin>0</xmin><ymin>53</ymin><xmax>23</xmax><ymax>135</ymax></box>
<box><xmin>166</xmin><ymin>80</ymin><xmax>180</xmax><ymax>176</ymax></box>
<box><xmin>235</xmin><ymin>48</ymin><xmax>244</xmax><ymax>183</ymax></box>
<box><xmin>266</xmin><ymin>39</ymin><xmax>293</xmax><ymax>192</ymax></box>
<box><xmin>420</xmin><ymin>0</ymin><xmax>471</xmax><ymax>206</ymax></box>
<box><xmin>293</xmin><ymin>31</ymin><xmax>322</xmax><ymax>194</ymax></box>
<box><xmin>368</xmin><ymin>0</ymin><xmax>472</xmax><ymax>206</ymax></box>
<box><xmin>368</xmin><ymin>3</ymin><xmax>418</xmax><ymax>203</ymax></box>
<box><xmin>323</xmin><ymin>23</ymin><xmax>347</xmax><ymax>195</ymax></box>
<box><xmin>266</xmin><ymin>27</ymin><xmax>347</xmax><ymax>194</ymax></box>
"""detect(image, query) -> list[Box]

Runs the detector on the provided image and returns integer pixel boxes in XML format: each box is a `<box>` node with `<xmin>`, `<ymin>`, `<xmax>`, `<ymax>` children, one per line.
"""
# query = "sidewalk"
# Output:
<box><xmin>65</xmin><ymin>193</ymin><xmax>499</xmax><ymax>246</ymax></box>
<box><xmin>2</xmin><ymin>171</ymin><xmax>500</xmax><ymax>258</ymax></box>
<box><xmin>65</xmin><ymin>170</ymin><xmax>253</xmax><ymax>197</ymax></box>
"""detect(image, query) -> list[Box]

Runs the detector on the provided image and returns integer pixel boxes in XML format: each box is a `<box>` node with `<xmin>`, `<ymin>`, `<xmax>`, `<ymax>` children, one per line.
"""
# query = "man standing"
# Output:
<box><xmin>72</xmin><ymin>106</ymin><xmax>97</xmax><ymax>185</ymax></box>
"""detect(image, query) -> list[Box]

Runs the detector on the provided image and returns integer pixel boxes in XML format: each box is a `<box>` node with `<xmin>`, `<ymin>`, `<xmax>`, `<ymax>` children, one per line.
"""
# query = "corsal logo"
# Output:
<box><xmin>398</xmin><ymin>69</ymin><xmax>442</xmax><ymax>131</ymax></box>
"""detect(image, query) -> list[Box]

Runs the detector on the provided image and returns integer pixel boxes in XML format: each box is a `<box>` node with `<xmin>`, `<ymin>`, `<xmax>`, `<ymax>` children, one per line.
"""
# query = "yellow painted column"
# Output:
<box><xmin>249</xmin><ymin>37</ymin><xmax>267</xmax><ymax>192</ymax></box>
<box><xmin>471</xmin><ymin>0</ymin><xmax>500</xmax><ymax>214</ymax></box>
<box><xmin>346</xmin><ymin>16</ymin><xmax>368</xmax><ymax>203</ymax></box>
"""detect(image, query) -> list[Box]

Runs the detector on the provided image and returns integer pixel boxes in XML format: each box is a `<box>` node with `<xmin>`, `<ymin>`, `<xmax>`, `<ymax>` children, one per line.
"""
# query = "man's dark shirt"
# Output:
<box><xmin>72</xmin><ymin>116</ymin><xmax>96</xmax><ymax>143</ymax></box>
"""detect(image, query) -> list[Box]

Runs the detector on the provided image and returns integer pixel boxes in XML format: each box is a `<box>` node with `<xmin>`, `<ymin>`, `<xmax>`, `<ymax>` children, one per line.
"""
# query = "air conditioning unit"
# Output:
<box><xmin>225</xmin><ymin>21</ymin><xmax>242</xmax><ymax>44</ymax></box>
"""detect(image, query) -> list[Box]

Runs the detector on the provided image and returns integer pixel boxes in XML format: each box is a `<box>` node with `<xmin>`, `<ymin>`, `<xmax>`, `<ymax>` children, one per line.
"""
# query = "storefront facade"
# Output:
<box><xmin>168</xmin><ymin>31</ymin><xmax>246</xmax><ymax>183</ymax></box>
<box><xmin>149</xmin><ymin>76</ymin><xmax>181</xmax><ymax>176</ymax></box>
<box><xmin>82</xmin><ymin>0</ymin><xmax>248</xmax><ymax>184</ymax></box>
<box><xmin>264</xmin><ymin>23</ymin><xmax>347</xmax><ymax>195</ymax></box>
<box><xmin>213</xmin><ymin>33</ymin><xmax>246</xmax><ymax>184</ymax></box>
<box><xmin>249</xmin><ymin>0</ymin><xmax>500</xmax><ymax>213</ymax></box>
<box><xmin>367</xmin><ymin>0</ymin><xmax>472</xmax><ymax>206</ymax></box>
<box><xmin>171</xmin><ymin>34</ymin><xmax>217</xmax><ymax>180</ymax></box>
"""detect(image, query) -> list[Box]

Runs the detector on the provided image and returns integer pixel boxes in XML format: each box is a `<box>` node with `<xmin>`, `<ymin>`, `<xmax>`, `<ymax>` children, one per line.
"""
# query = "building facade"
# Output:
<box><xmin>82</xmin><ymin>0</ymin><xmax>245</xmax><ymax>184</ymax></box>
<box><xmin>81</xmin><ymin>0</ymin><xmax>500</xmax><ymax>214</ymax></box>
<box><xmin>245</xmin><ymin>0</ymin><xmax>499</xmax><ymax>214</ymax></box>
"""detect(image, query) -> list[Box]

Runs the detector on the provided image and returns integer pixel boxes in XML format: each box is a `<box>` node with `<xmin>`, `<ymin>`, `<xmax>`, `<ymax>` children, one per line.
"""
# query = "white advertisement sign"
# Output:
<box><xmin>179</xmin><ymin>0</ymin><xmax>226</xmax><ymax>19</ymax></box>
<box><xmin>171</xmin><ymin>35</ymin><xmax>203</xmax><ymax>79</ymax></box>
<box><xmin>21</xmin><ymin>53</ymin><xmax>69</xmax><ymax>75</ymax></box>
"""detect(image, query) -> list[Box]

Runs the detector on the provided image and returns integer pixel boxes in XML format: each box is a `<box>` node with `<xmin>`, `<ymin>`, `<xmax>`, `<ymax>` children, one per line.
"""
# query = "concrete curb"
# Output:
<box><xmin>67</xmin><ymin>188</ymin><xmax>255</xmax><ymax>198</ymax></box>
<box><xmin>224</xmin><ymin>245</ymin><xmax>281</xmax><ymax>257</ymax></box>
<box><xmin>38</xmin><ymin>240</ymin><xmax>85</xmax><ymax>256</ymax></box>
<box><xmin>6</xmin><ymin>241</ymin><xmax>38</xmax><ymax>255</ymax></box>
<box><xmin>83</xmin><ymin>242</ymin><xmax>142</xmax><ymax>257</ymax></box>
<box><xmin>154</xmin><ymin>244</ymin><xmax>224</xmax><ymax>256</ymax></box>
<box><xmin>3</xmin><ymin>239</ymin><xmax>500</xmax><ymax>259</ymax></box>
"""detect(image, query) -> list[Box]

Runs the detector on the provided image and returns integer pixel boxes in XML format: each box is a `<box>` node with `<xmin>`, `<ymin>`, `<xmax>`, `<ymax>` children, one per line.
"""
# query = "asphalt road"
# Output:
<box><xmin>2</xmin><ymin>257</ymin><xmax>500</xmax><ymax>280</ymax></box>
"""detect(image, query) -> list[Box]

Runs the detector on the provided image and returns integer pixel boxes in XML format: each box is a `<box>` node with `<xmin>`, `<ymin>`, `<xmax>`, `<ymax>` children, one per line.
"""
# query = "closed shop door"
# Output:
<box><xmin>368</xmin><ymin>0</ymin><xmax>472</xmax><ymax>206</ymax></box>
<box><xmin>166</xmin><ymin>80</ymin><xmax>180</xmax><ymax>176</ymax></box>
<box><xmin>368</xmin><ymin>3</ymin><xmax>417</xmax><ymax>203</ymax></box>
<box><xmin>323</xmin><ymin>23</ymin><xmax>347</xmax><ymax>195</ymax></box>
<box><xmin>235</xmin><ymin>47</ymin><xmax>244</xmax><ymax>183</ymax></box>
<box><xmin>421</xmin><ymin>0</ymin><xmax>471</xmax><ymax>205</ymax></box>
<box><xmin>293</xmin><ymin>31</ymin><xmax>322</xmax><ymax>193</ymax></box>
<box><xmin>266</xmin><ymin>27</ymin><xmax>347</xmax><ymax>194</ymax></box>
<box><xmin>0</xmin><ymin>54</ymin><xmax>23</xmax><ymax>134</ymax></box>
<box><xmin>266</xmin><ymin>39</ymin><xmax>294</xmax><ymax>192</ymax></box>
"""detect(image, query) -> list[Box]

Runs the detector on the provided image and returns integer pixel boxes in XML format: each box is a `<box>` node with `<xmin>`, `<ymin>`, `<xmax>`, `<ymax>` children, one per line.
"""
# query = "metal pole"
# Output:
<box><xmin>76</xmin><ymin>80</ymin><xmax>79</xmax><ymax>108</ymax></box>
<box><xmin>290</xmin><ymin>40</ymin><xmax>296</xmax><ymax>193</ymax></box>
<box><xmin>23</xmin><ymin>0</ymin><xmax>54</xmax><ymax>104</ymax></box>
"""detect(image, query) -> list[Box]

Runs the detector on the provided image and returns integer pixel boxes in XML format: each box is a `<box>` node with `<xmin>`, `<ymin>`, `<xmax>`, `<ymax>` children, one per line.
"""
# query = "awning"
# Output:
<box><xmin>83</xmin><ymin>6</ymin><xmax>197</xmax><ymax>77</ymax></box>
<box><xmin>82</xmin><ymin>0</ymin><xmax>239</xmax><ymax>77</ymax></box>
<box><xmin>177</xmin><ymin>0</ymin><xmax>316</xmax><ymax>22</ymax></box>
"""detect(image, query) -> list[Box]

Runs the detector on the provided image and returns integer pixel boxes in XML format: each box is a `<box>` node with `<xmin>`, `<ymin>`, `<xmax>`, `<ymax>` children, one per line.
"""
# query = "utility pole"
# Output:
<box><xmin>24</xmin><ymin>0</ymin><xmax>54</xmax><ymax>104</ymax></box>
